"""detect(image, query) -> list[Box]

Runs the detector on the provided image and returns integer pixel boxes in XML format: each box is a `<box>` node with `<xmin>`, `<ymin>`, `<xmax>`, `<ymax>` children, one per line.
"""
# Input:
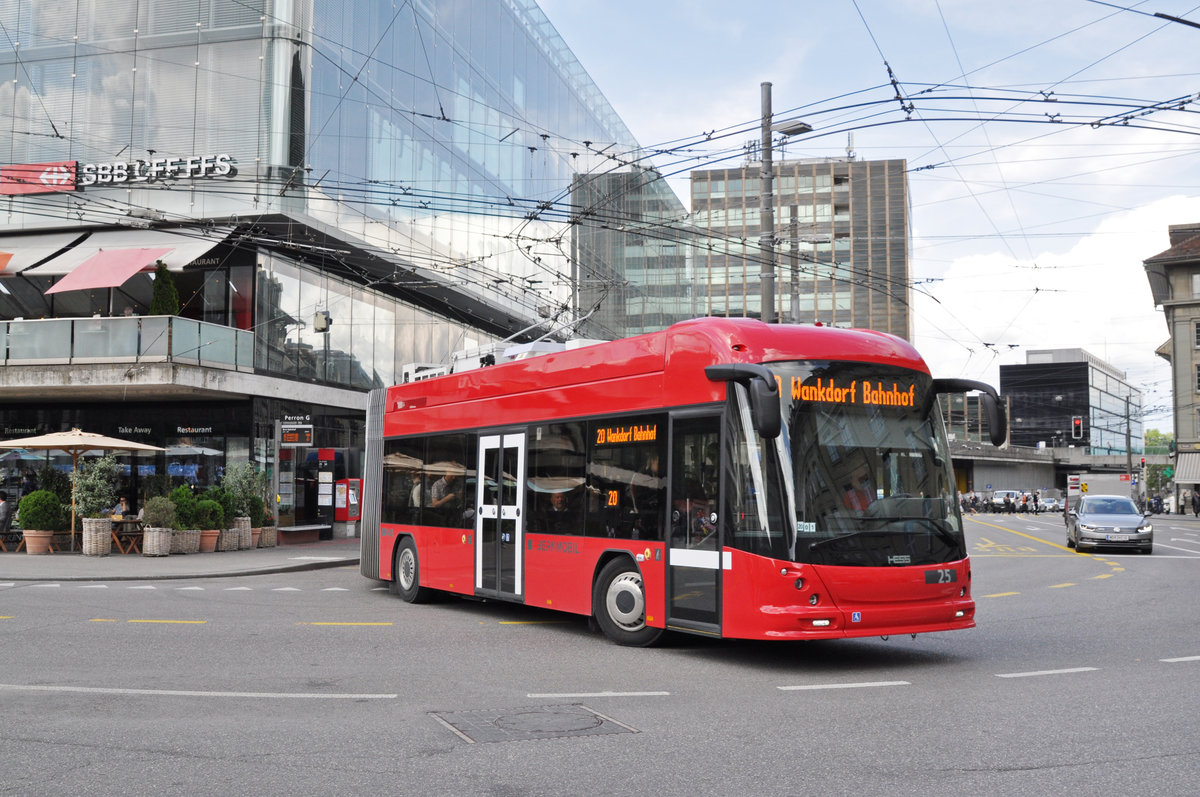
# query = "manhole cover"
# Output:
<box><xmin>430</xmin><ymin>703</ymin><xmax>638</xmax><ymax>744</ymax></box>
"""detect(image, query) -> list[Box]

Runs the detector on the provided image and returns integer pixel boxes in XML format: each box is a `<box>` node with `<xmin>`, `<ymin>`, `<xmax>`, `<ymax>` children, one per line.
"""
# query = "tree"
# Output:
<box><xmin>148</xmin><ymin>261</ymin><xmax>180</xmax><ymax>315</ymax></box>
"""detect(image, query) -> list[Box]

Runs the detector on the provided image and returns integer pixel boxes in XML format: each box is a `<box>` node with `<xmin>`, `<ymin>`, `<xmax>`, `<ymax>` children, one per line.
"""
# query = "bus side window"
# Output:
<box><xmin>585</xmin><ymin>416</ymin><xmax>666</xmax><ymax>540</ymax></box>
<box><xmin>383</xmin><ymin>437</ymin><xmax>426</xmax><ymax>526</ymax></box>
<box><xmin>527</xmin><ymin>423</ymin><xmax>586</xmax><ymax>535</ymax></box>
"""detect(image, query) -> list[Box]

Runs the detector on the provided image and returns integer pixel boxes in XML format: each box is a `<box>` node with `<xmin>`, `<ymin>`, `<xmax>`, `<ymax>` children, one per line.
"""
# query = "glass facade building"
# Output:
<box><xmin>1000</xmin><ymin>350</ymin><xmax>1144</xmax><ymax>456</ymax></box>
<box><xmin>0</xmin><ymin>0</ymin><xmax>685</xmax><ymax>520</ymax></box>
<box><xmin>689</xmin><ymin>158</ymin><xmax>911</xmax><ymax>337</ymax></box>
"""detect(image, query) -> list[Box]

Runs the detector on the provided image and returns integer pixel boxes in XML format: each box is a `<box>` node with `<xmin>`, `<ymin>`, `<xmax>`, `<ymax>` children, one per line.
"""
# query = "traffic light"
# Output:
<box><xmin>1071</xmin><ymin>416</ymin><xmax>1082</xmax><ymax>439</ymax></box>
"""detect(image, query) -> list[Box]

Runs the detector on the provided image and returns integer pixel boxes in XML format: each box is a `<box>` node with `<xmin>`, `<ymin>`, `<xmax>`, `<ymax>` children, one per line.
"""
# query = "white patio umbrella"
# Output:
<box><xmin>0</xmin><ymin>428</ymin><xmax>165</xmax><ymax>551</ymax></box>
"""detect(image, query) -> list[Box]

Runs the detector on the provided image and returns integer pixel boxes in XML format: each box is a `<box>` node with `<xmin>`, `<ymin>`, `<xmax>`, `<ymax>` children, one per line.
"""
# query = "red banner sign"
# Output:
<box><xmin>0</xmin><ymin>160</ymin><xmax>78</xmax><ymax>196</ymax></box>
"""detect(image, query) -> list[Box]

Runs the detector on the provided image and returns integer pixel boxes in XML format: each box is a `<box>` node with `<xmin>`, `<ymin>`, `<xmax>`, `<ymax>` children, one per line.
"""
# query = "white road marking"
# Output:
<box><xmin>176</xmin><ymin>586</ymin><xmax>205</xmax><ymax>591</ymax></box>
<box><xmin>272</xmin><ymin>587</ymin><xmax>301</xmax><ymax>592</ymax></box>
<box><xmin>1161</xmin><ymin>655</ymin><xmax>1200</xmax><ymax>663</ymax></box>
<box><xmin>527</xmin><ymin>691</ymin><xmax>670</xmax><ymax>698</ymax></box>
<box><xmin>29</xmin><ymin>583</ymin><xmax>60</xmax><ymax>588</ymax></box>
<box><xmin>996</xmin><ymin>667</ymin><xmax>1098</xmax><ymax>678</ymax></box>
<box><xmin>224</xmin><ymin>586</ymin><xmax>252</xmax><ymax>591</ymax></box>
<box><xmin>128</xmin><ymin>585</ymin><xmax>156</xmax><ymax>590</ymax></box>
<box><xmin>78</xmin><ymin>584</ymin><xmax>108</xmax><ymax>589</ymax></box>
<box><xmin>0</xmin><ymin>683</ymin><xmax>396</xmax><ymax>699</ymax></box>
<box><xmin>321</xmin><ymin>587</ymin><xmax>349</xmax><ymax>591</ymax></box>
<box><xmin>778</xmin><ymin>680</ymin><xmax>910</xmax><ymax>691</ymax></box>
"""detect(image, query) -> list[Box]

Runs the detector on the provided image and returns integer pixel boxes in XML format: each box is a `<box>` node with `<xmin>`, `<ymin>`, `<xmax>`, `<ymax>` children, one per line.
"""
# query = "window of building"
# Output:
<box><xmin>1194</xmin><ymin>320</ymin><xmax>1200</xmax><ymax>348</ymax></box>
<box><xmin>1192</xmin><ymin>273</ymin><xmax>1200</xmax><ymax>297</ymax></box>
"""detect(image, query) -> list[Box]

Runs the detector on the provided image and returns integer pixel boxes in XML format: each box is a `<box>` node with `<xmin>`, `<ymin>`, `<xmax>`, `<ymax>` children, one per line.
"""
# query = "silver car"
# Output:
<box><xmin>1067</xmin><ymin>494</ymin><xmax>1153</xmax><ymax>554</ymax></box>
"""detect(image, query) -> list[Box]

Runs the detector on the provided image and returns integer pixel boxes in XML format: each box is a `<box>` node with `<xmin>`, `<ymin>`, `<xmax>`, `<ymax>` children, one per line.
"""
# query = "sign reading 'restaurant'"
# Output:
<box><xmin>0</xmin><ymin>154</ymin><xmax>238</xmax><ymax>195</ymax></box>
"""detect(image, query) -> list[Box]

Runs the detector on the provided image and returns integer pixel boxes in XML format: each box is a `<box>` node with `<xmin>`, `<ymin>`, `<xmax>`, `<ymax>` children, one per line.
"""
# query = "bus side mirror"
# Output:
<box><xmin>932</xmin><ymin>378</ymin><xmax>1007</xmax><ymax>447</ymax></box>
<box><xmin>705</xmin><ymin>363</ymin><xmax>781</xmax><ymax>439</ymax></box>
<box><xmin>748</xmin><ymin>377</ymin><xmax>781</xmax><ymax>439</ymax></box>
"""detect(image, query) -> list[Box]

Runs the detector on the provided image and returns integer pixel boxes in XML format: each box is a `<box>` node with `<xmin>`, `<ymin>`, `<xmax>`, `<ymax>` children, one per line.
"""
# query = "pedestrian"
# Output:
<box><xmin>0</xmin><ymin>490</ymin><xmax>12</xmax><ymax>534</ymax></box>
<box><xmin>1192</xmin><ymin>491</ymin><xmax>1200</xmax><ymax>518</ymax></box>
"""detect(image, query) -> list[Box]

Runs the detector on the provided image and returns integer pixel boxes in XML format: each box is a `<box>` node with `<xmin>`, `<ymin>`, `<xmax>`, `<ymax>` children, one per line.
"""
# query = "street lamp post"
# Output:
<box><xmin>758</xmin><ymin>81</ymin><xmax>811</xmax><ymax>324</ymax></box>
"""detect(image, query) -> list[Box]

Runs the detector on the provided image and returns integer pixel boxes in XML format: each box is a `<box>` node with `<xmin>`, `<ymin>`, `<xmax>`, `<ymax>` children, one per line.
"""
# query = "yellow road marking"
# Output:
<box><xmin>981</xmin><ymin>592</ymin><xmax>1020</xmax><ymax>598</ymax></box>
<box><xmin>1092</xmin><ymin>573</ymin><xmax>1115</xmax><ymax>580</ymax></box>
<box><xmin>1049</xmin><ymin>583</ymin><xmax>1076</xmax><ymax>589</ymax></box>
<box><xmin>89</xmin><ymin>619</ymin><xmax>117</xmax><ymax>623</ymax></box>
<box><xmin>0</xmin><ymin>616</ymin><xmax>12</xmax><ymax>620</ymax></box>
<box><xmin>970</xmin><ymin>519</ymin><xmax>1076</xmax><ymax>552</ymax></box>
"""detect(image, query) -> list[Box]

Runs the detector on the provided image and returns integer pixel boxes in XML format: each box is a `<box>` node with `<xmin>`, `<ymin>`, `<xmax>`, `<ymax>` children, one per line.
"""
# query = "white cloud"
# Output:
<box><xmin>914</xmin><ymin>194</ymin><xmax>1200</xmax><ymax>430</ymax></box>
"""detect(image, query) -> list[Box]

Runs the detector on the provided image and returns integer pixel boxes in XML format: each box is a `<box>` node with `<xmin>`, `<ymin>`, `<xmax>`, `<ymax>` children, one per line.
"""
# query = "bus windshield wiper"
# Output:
<box><xmin>857</xmin><ymin>515</ymin><xmax>960</xmax><ymax>548</ymax></box>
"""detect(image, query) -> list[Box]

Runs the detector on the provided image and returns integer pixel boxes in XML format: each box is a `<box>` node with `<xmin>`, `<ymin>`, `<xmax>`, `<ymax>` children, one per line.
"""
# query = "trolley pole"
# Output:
<box><xmin>759</xmin><ymin>81</ymin><xmax>776</xmax><ymax>324</ymax></box>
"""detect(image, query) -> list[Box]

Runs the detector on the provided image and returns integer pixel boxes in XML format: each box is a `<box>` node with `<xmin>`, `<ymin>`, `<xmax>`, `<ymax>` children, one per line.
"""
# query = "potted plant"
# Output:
<box><xmin>149</xmin><ymin>261</ymin><xmax>180</xmax><ymax>315</ymax></box>
<box><xmin>194</xmin><ymin>498</ymin><xmax>224</xmax><ymax>552</ymax></box>
<box><xmin>170</xmin><ymin>485</ymin><xmax>200</xmax><ymax>553</ymax></box>
<box><xmin>74</xmin><ymin>454</ymin><xmax>120</xmax><ymax>556</ymax></box>
<box><xmin>246</xmin><ymin>494</ymin><xmax>266</xmax><ymax>549</ymax></box>
<box><xmin>17</xmin><ymin>490</ymin><xmax>63</xmax><ymax>554</ymax></box>
<box><xmin>222</xmin><ymin>463</ymin><xmax>265</xmax><ymax>550</ymax></box>
<box><xmin>195</xmin><ymin>499</ymin><xmax>225</xmax><ymax>554</ymax></box>
<box><xmin>140</xmin><ymin>495</ymin><xmax>174</xmax><ymax>557</ymax></box>
<box><xmin>259</xmin><ymin>508</ymin><xmax>277</xmax><ymax>548</ymax></box>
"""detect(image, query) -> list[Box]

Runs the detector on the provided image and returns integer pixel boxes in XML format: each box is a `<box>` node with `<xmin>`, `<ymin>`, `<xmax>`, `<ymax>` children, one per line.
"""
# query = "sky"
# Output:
<box><xmin>536</xmin><ymin>0</ymin><xmax>1200</xmax><ymax>433</ymax></box>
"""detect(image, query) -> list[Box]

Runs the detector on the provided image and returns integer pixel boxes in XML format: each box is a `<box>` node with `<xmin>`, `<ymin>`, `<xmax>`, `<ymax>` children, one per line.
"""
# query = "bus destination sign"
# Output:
<box><xmin>594</xmin><ymin>423</ymin><xmax>658</xmax><ymax>446</ymax></box>
<box><xmin>791</xmin><ymin>378</ymin><xmax>917</xmax><ymax>407</ymax></box>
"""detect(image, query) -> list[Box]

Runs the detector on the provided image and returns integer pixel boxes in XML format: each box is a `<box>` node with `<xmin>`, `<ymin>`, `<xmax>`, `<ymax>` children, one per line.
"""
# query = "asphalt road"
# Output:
<box><xmin>2</xmin><ymin>513</ymin><xmax>1198</xmax><ymax>795</ymax></box>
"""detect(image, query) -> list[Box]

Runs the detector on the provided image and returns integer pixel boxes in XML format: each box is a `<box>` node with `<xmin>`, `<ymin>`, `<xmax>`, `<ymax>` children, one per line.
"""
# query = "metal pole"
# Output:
<box><xmin>789</xmin><ymin>207</ymin><xmax>800</xmax><ymax>323</ymax></box>
<box><xmin>759</xmin><ymin>81</ymin><xmax>776</xmax><ymax>323</ymax></box>
<box><xmin>1126</xmin><ymin>395</ymin><xmax>1134</xmax><ymax>501</ymax></box>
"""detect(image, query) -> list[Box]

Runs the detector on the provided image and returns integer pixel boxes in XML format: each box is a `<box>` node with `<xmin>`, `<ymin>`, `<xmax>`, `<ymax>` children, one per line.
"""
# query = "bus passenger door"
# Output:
<box><xmin>667</xmin><ymin>414</ymin><xmax>722</xmax><ymax>632</ymax></box>
<box><xmin>475</xmin><ymin>432</ymin><xmax>526</xmax><ymax>600</ymax></box>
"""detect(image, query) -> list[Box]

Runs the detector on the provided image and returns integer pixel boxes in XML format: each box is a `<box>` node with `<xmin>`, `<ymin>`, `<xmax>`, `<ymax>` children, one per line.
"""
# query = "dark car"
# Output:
<box><xmin>1067</xmin><ymin>494</ymin><xmax>1153</xmax><ymax>554</ymax></box>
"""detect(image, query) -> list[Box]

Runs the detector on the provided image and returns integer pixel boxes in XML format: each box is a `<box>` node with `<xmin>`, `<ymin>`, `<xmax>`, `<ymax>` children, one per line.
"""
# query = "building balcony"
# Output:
<box><xmin>0</xmin><ymin>315</ymin><xmax>366</xmax><ymax>409</ymax></box>
<box><xmin>0</xmin><ymin>315</ymin><xmax>253</xmax><ymax>371</ymax></box>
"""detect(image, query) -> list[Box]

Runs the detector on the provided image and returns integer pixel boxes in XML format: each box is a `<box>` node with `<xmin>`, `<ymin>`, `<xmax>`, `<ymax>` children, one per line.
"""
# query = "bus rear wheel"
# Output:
<box><xmin>391</xmin><ymin>537</ymin><xmax>432</xmax><ymax>603</ymax></box>
<box><xmin>594</xmin><ymin>559</ymin><xmax>662</xmax><ymax>647</ymax></box>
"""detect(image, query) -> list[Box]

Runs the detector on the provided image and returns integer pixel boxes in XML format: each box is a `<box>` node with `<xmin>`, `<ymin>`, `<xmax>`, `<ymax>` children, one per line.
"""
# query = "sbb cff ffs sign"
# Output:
<box><xmin>281</xmin><ymin>424</ymin><xmax>313</xmax><ymax>447</ymax></box>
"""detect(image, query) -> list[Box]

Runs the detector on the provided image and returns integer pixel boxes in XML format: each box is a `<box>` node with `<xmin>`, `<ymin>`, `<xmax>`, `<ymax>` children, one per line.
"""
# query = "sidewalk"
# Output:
<box><xmin>0</xmin><ymin>537</ymin><xmax>362</xmax><ymax>582</ymax></box>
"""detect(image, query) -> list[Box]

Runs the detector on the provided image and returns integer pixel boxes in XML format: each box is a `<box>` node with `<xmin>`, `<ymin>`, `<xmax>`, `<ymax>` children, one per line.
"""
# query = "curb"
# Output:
<box><xmin>0</xmin><ymin>556</ymin><xmax>361</xmax><ymax>583</ymax></box>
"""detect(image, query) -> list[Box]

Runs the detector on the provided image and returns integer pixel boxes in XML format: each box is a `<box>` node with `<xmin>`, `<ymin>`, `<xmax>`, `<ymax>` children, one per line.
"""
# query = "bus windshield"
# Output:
<box><xmin>727</xmin><ymin>361</ymin><xmax>964</xmax><ymax>567</ymax></box>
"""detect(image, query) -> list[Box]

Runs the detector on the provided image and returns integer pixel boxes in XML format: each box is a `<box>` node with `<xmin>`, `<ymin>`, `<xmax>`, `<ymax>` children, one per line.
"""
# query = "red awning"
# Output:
<box><xmin>44</xmin><ymin>247</ymin><xmax>172</xmax><ymax>295</ymax></box>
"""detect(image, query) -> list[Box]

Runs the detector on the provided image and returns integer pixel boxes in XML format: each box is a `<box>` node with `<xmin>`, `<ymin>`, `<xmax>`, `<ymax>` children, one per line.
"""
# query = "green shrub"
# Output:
<box><xmin>194</xmin><ymin>499</ymin><xmax>224</xmax><ymax>530</ymax></box>
<box><xmin>201</xmin><ymin>486</ymin><xmax>234</xmax><ymax>528</ymax></box>
<box><xmin>148</xmin><ymin>262</ymin><xmax>180</xmax><ymax>315</ymax></box>
<box><xmin>36</xmin><ymin>464</ymin><xmax>71</xmax><ymax>507</ymax></box>
<box><xmin>221</xmin><ymin>462</ymin><xmax>266</xmax><ymax>518</ymax></box>
<box><xmin>246</xmin><ymin>494</ymin><xmax>266</xmax><ymax>528</ymax></box>
<box><xmin>74</xmin><ymin>454</ymin><xmax>121</xmax><ymax>519</ymax></box>
<box><xmin>170</xmin><ymin>485</ymin><xmax>198</xmax><ymax>529</ymax></box>
<box><xmin>18</xmin><ymin>490</ymin><xmax>64</xmax><ymax>531</ymax></box>
<box><xmin>141</xmin><ymin>496</ymin><xmax>176</xmax><ymax>529</ymax></box>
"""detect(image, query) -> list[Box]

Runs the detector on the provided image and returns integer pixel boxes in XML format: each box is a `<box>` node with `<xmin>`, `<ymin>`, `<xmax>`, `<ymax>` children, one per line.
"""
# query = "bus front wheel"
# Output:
<box><xmin>391</xmin><ymin>537</ymin><xmax>432</xmax><ymax>603</ymax></box>
<box><xmin>594</xmin><ymin>559</ymin><xmax>663</xmax><ymax>647</ymax></box>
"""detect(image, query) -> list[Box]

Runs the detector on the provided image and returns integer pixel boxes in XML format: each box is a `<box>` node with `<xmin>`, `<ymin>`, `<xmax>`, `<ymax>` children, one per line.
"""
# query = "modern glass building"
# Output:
<box><xmin>1000</xmin><ymin>349</ymin><xmax>1144</xmax><ymax>456</ymax></box>
<box><xmin>0</xmin><ymin>0</ymin><xmax>684</xmax><ymax>524</ymax></box>
<box><xmin>689</xmin><ymin>157</ymin><xmax>911</xmax><ymax>337</ymax></box>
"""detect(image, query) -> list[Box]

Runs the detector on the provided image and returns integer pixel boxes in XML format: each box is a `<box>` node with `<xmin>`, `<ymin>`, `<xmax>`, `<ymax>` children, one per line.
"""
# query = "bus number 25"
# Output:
<box><xmin>924</xmin><ymin>568</ymin><xmax>957</xmax><ymax>584</ymax></box>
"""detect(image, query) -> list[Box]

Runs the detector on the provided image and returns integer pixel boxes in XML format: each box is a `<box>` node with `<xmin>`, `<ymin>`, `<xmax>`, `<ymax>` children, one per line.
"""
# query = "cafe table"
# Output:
<box><xmin>111</xmin><ymin>518</ymin><xmax>144</xmax><ymax>554</ymax></box>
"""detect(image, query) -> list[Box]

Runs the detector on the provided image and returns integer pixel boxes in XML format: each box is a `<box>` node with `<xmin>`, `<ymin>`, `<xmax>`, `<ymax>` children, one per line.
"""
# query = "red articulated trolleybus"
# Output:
<box><xmin>359</xmin><ymin>317</ymin><xmax>1006</xmax><ymax>646</ymax></box>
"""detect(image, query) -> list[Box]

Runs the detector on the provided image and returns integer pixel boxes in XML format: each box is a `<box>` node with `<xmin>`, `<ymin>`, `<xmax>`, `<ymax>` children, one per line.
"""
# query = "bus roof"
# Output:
<box><xmin>383</xmin><ymin>318</ymin><xmax>928</xmax><ymax>435</ymax></box>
